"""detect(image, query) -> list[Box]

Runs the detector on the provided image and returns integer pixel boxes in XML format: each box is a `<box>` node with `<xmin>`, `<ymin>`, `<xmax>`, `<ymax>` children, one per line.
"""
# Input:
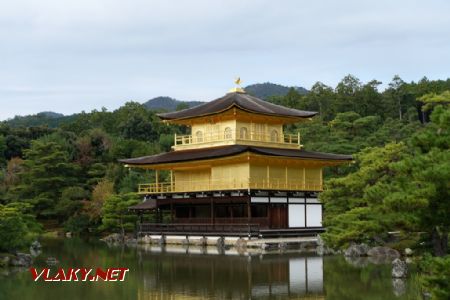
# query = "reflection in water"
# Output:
<box><xmin>0</xmin><ymin>238</ymin><xmax>420</xmax><ymax>300</ymax></box>
<box><xmin>136</xmin><ymin>245</ymin><xmax>324</xmax><ymax>299</ymax></box>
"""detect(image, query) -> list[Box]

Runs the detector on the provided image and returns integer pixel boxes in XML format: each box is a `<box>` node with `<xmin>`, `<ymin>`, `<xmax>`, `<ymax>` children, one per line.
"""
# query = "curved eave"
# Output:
<box><xmin>157</xmin><ymin>92</ymin><xmax>318</xmax><ymax>123</ymax></box>
<box><xmin>119</xmin><ymin>145</ymin><xmax>353</xmax><ymax>168</ymax></box>
<box><xmin>158</xmin><ymin>104</ymin><xmax>317</xmax><ymax>124</ymax></box>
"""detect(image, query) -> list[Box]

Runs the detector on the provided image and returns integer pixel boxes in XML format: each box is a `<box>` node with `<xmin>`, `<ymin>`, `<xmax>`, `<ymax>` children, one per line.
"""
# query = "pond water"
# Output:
<box><xmin>0</xmin><ymin>238</ymin><xmax>420</xmax><ymax>299</ymax></box>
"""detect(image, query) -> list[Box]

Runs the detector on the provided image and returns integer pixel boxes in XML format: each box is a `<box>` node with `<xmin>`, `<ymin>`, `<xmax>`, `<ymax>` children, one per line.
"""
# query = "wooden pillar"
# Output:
<box><xmin>155</xmin><ymin>170</ymin><xmax>159</xmax><ymax>192</ymax></box>
<box><xmin>319</xmin><ymin>168</ymin><xmax>323</xmax><ymax>190</ymax></box>
<box><xmin>230</xmin><ymin>200</ymin><xmax>233</xmax><ymax>223</ymax></box>
<box><xmin>170</xmin><ymin>169</ymin><xmax>174</xmax><ymax>191</ymax></box>
<box><xmin>303</xmin><ymin>167</ymin><xmax>306</xmax><ymax>190</ymax></box>
<box><xmin>211</xmin><ymin>198</ymin><xmax>214</xmax><ymax>224</ymax></box>
<box><xmin>247</xmin><ymin>197</ymin><xmax>251</xmax><ymax>222</ymax></box>
<box><xmin>285</xmin><ymin>164</ymin><xmax>288</xmax><ymax>189</ymax></box>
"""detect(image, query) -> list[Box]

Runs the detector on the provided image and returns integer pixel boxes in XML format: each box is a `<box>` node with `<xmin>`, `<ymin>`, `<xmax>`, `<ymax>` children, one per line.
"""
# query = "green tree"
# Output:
<box><xmin>115</xmin><ymin>102</ymin><xmax>160</xmax><ymax>141</ymax></box>
<box><xmin>176</xmin><ymin>102</ymin><xmax>190</xmax><ymax>111</ymax></box>
<box><xmin>11</xmin><ymin>140</ymin><xmax>80</xmax><ymax>218</ymax></box>
<box><xmin>55</xmin><ymin>187</ymin><xmax>88</xmax><ymax>222</ymax></box>
<box><xmin>391</xmin><ymin>104</ymin><xmax>450</xmax><ymax>255</ymax></box>
<box><xmin>0</xmin><ymin>135</ymin><xmax>6</xmax><ymax>165</ymax></box>
<box><xmin>0</xmin><ymin>203</ymin><xmax>41</xmax><ymax>251</ymax></box>
<box><xmin>101</xmin><ymin>193</ymin><xmax>140</xmax><ymax>237</ymax></box>
<box><xmin>383</xmin><ymin>75</ymin><xmax>409</xmax><ymax>120</ymax></box>
<box><xmin>84</xmin><ymin>179</ymin><xmax>114</xmax><ymax>224</ymax></box>
<box><xmin>420</xmin><ymin>254</ymin><xmax>450</xmax><ymax>299</ymax></box>
<box><xmin>321</xmin><ymin>143</ymin><xmax>411</xmax><ymax>248</ymax></box>
<box><xmin>322</xmin><ymin>104</ymin><xmax>449</xmax><ymax>255</ymax></box>
<box><xmin>419</xmin><ymin>90</ymin><xmax>450</xmax><ymax>112</ymax></box>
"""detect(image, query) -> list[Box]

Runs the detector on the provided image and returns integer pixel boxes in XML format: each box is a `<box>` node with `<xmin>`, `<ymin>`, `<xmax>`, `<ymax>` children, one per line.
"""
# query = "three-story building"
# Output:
<box><xmin>121</xmin><ymin>86</ymin><xmax>352</xmax><ymax>235</ymax></box>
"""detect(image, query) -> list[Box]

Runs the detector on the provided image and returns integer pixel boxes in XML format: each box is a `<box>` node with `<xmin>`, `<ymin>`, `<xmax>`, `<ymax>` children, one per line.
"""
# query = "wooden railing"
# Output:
<box><xmin>138</xmin><ymin>178</ymin><xmax>322</xmax><ymax>194</ymax></box>
<box><xmin>138</xmin><ymin>223</ymin><xmax>261</xmax><ymax>237</ymax></box>
<box><xmin>174</xmin><ymin>130</ymin><xmax>301</xmax><ymax>148</ymax></box>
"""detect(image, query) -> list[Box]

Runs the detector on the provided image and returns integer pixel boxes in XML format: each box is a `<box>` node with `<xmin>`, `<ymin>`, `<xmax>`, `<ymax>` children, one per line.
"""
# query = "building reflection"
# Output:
<box><xmin>136</xmin><ymin>245</ymin><xmax>324</xmax><ymax>299</ymax></box>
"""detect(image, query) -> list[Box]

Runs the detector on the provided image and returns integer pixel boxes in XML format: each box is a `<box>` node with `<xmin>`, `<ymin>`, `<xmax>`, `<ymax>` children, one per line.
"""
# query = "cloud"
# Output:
<box><xmin>0</xmin><ymin>0</ymin><xmax>449</xmax><ymax>120</ymax></box>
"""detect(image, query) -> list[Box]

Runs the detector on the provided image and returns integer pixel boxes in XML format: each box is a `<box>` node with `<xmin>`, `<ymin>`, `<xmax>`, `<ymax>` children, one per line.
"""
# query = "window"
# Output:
<box><xmin>175</xmin><ymin>206</ymin><xmax>190</xmax><ymax>218</ymax></box>
<box><xmin>232</xmin><ymin>205</ymin><xmax>247</xmax><ymax>218</ymax></box>
<box><xmin>215</xmin><ymin>205</ymin><xmax>231</xmax><ymax>218</ymax></box>
<box><xmin>192</xmin><ymin>205</ymin><xmax>211</xmax><ymax>218</ymax></box>
<box><xmin>195</xmin><ymin>130</ymin><xmax>203</xmax><ymax>143</ymax></box>
<box><xmin>270</xmin><ymin>129</ymin><xmax>279</xmax><ymax>142</ymax></box>
<box><xmin>224</xmin><ymin>127</ymin><xmax>232</xmax><ymax>139</ymax></box>
<box><xmin>239</xmin><ymin>127</ymin><xmax>249</xmax><ymax>139</ymax></box>
<box><xmin>251</xmin><ymin>205</ymin><xmax>268</xmax><ymax>217</ymax></box>
<box><xmin>253</xmin><ymin>123</ymin><xmax>264</xmax><ymax>141</ymax></box>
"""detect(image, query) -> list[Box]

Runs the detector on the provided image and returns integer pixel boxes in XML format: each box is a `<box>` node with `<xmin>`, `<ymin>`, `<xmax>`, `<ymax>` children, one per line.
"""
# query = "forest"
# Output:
<box><xmin>0</xmin><ymin>74</ymin><xmax>449</xmax><ymax>297</ymax></box>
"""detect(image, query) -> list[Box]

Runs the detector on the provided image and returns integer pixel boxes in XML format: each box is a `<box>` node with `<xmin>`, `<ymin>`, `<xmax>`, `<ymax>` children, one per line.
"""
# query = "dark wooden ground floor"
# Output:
<box><xmin>131</xmin><ymin>192</ymin><xmax>323</xmax><ymax>235</ymax></box>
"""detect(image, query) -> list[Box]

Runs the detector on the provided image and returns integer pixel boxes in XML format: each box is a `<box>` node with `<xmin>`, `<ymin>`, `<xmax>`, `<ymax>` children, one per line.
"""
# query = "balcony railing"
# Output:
<box><xmin>138</xmin><ymin>178</ymin><xmax>322</xmax><ymax>194</ymax></box>
<box><xmin>173</xmin><ymin>130</ymin><xmax>301</xmax><ymax>149</ymax></box>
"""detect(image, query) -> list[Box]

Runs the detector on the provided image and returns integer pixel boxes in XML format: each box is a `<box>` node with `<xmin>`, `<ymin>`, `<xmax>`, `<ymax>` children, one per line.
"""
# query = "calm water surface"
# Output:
<box><xmin>0</xmin><ymin>238</ymin><xmax>420</xmax><ymax>299</ymax></box>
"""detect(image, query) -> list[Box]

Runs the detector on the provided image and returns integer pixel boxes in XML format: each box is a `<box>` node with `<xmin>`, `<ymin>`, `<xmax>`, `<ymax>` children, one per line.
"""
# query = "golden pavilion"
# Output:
<box><xmin>121</xmin><ymin>82</ymin><xmax>351</xmax><ymax>236</ymax></box>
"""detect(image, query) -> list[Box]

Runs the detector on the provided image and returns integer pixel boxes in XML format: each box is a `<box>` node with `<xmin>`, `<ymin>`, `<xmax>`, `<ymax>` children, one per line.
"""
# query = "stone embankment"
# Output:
<box><xmin>101</xmin><ymin>233</ymin><xmax>321</xmax><ymax>252</ymax></box>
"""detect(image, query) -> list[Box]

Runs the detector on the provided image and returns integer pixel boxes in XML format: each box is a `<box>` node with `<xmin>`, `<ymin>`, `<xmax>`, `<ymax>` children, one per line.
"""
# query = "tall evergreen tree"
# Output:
<box><xmin>11</xmin><ymin>140</ymin><xmax>80</xmax><ymax>218</ymax></box>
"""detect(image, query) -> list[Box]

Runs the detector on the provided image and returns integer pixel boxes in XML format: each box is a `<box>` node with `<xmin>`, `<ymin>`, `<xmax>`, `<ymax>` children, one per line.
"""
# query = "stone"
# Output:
<box><xmin>101</xmin><ymin>233</ymin><xmax>123</xmax><ymax>244</ymax></box>
<box><xmin>278</xmin><ymin>242</ymin><xmax>288</xmax><ymax>250</ymax></box>
<box><xmin>30</xmin><ymin>248</ymin><xmax>42</xmax><ymax>258</ymax></box>
<box><xmin>368</xmin><ymin>246</ymin><xmax>400</xmax><ymax>258</ymax></box>
<box><xmin>344</xmin><ymin>256</ymin><xmax>369</xmax><ymax>268</ymax></box>
<box><xmin>30</xmin><ymin>240</ymin><xmax>42</xmax><ymax>257</ymax></box>
<box><xmin>10</xmin><ymin>253</ymin><xmax>33</xmax><ymax>267</ymax></box>
<box><xmin>0</xmin><ymin>255</ymin><xmax>11</xmax><ymax>267</ymax></box>
<box><xmin>139</xmin><ymin>235</ymin><xmax>152</xmax><ymax>244</ymax></box>
<box><xmin>316</xmin><ymin>236</ymin><xmax>337</xmax><ymax>256</ymax></box>
<box><xmin>216</xmin><ymin>237</ymin><xmax>225</xmax><ymax>248</ymax></box>
<box><xmin>344</xmin><ymin>243</ymin><xmax>370</xmax><ymax>257</ymax></box>
<box><xmin>30</xmin><ymin>240</ymin><xmax>41</xmax><ymax>250</ymax></box>
<box><xmin>235</xmin><ymin>238</ymin><xmax>247</xmax><ymax>249</ymax></box>
<box><xmin>392</xmin><ymin>258</ymin><xmax>408</xmax><ymax>278</ymax></box>
<box><xmin>404</xmin><ymin>248</ymin><xmax>413</xmax><ymax>256</ymax></box>
<box><xmin>392</xmin><ymin>278</ymin><xmax>407</xmax><ymax>296</ymax></box>
<box><xmin>367</xmin><ymin>255</ymin><xmax>393</xmax><ymax>265</ymax></box>
<box><xmin>125</xmin><ymin>238</ymin><xmax>138</xmax><ymax>245</ymax></box>
<box><xmin>158</xmin><ymin>236</ymin><xmax>166</xmax><ymax>245</ymax></box>
<box><xmin>46</xmin><ymin>257</ymin><xmax>59</xmax><ymax>266</ymax></box>
<box><xmin>65</xmin><ymin>232</ymin><xmax>72</xmax><ymax>238</ymax></box>
<box><xmin>189</xmin><ymin>237</ymin><xmax>206</xmax><ymax>246</ymax></box>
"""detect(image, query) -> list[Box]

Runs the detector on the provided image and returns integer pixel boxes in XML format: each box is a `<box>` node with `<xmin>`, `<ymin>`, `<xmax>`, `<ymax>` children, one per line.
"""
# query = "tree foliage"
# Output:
<box><xmin>100</xmin><ymin>193</ymin><xmax>140</xmax><ymax>236</ymax></box>
<box><xmin>321</xmin><ymin>102</ymin><xmax>450</xmax><ymax>256</ymax></box>
<box><xmin>0</xmin><ymin>203</ymin><xmax>41</xmax><ymax>251</ymax></box>
<box><xmin>420</xmin><ymin>254</ymin><xmax>450</xmax><ymax>300</ymax></box>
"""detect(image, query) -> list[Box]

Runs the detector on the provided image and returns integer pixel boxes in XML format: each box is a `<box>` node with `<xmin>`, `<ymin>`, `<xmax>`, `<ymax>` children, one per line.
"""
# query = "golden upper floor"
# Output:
<box><xmin>137</xmin><ymin>152</ymin><xmax>324</xmax><ymax>194</ymax></box>
<box><xmin>158</xmin><ymin>91</ymin><xmax>317</xmax><ymax>151</ymax></box>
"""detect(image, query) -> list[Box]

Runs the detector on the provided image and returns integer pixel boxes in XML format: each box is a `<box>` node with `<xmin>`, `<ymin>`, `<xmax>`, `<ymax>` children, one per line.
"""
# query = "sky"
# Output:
<box><xmin>0</xmin><ymin>0</ymin><xmax>449</xmax><ymax>120</ymax></box>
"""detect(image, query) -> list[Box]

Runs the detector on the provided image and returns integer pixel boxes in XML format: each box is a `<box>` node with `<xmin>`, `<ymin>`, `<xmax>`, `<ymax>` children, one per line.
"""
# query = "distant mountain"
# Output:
<box><xmin>3</xmin><ymin>82</ymin><xmax>309</xmax><ymax>126</ymax></box>
<box><xmin>37</xmin><ymin>111</ymin><xmax>65</xmax><ymax>118</ymax></box>
<box><xmin>244</xmin><ymin>82</ymin><xmax>308</xmax><ymax>99</ymax></box>
<box><xmin>143</xmin><ymin>97</ymin><xmax>203</xmax><ymax>111</ymax></box>
<box><xmin>5</xmin><ymin>111</ymin><xmax>67</xmax><ymax>128</ymax></box>
<box><xmin>143</xmin><ymin>83</ymin><xmax>309</xmax><ymax>112</ymax></box>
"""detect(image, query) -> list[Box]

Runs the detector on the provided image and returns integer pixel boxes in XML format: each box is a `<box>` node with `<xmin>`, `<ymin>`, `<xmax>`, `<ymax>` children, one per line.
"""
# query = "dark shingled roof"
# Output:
<box><xmin>128</xmin><ymin>199</ymin><xmax>157</xmax><ymax>211</ymax></box>
<box><xmin>119</xmin><ymin>145</ymin><xmax>352</xmax><ymax>166</ymax></box>
<box><xmin>158</xmin><ymin>92</ymin><xmax>318</xmax><ymax>120</ymax></box>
